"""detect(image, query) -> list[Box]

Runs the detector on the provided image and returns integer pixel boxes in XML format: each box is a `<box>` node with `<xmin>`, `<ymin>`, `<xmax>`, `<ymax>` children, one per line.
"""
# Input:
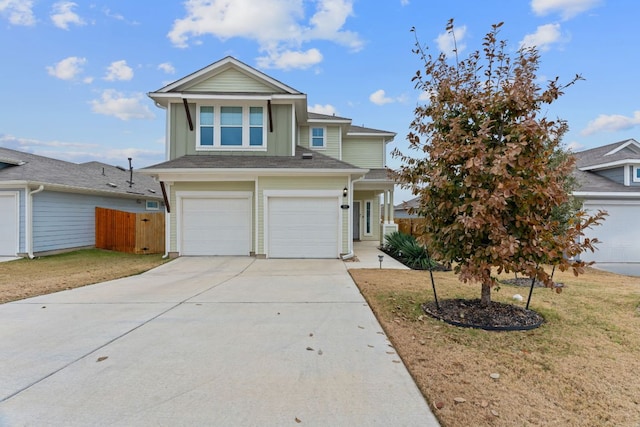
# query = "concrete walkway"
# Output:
<box><xmin>0</xmin><ymin>257</ymin><xmax>438</xmax><ymax>426</ymax></box>
<box><xmin>346</xmin><ymin>241</ymin><xmax>408</xmax><ymax>270</ymax></box>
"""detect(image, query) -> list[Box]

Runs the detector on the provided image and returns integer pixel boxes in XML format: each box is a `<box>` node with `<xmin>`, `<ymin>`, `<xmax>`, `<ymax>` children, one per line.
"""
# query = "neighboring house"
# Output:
<box><xmin>393</xmin><ymin>196</ymin><xmax>420</xmax><ymax>219</ymax></box>
<box><xmin>0</xmin><ymin>147</ymin><xmax>164</xmax><ymax>257</ymax></box>
<box><xmin>573</xmin><ymin>138</ymin><xmax>640</xmax><ymax>263</ymax></box>
<box><xmin>140</xmin><ymin>56</ymin><xmax>397</xmax><ymax>259</ymax></box>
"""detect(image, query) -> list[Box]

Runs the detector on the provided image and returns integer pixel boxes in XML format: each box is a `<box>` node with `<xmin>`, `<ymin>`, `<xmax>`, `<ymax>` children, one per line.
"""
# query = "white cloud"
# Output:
<box><xmin>46</xmin><ymin>56</ymin><xmax>87</xmax><ymax>80</ymax></box>
<box><xmin>520</xmin><ymin>23</ymin><xmax>563</xmax><ymax>51</ymax></box>
<box><xmin>309</xmin><ymin>104</ymin><xmax>337</xmax><ymax>115</ymax></box>
<box><xmin>104</xmin><ymin>60</ymin><xmax>134</xmax><ymax>81</ymax></box>
<box><xmin>257</xmin><ymin>48</ymin><xmax>323</xmax><ymax>70</ymax></box>
<box><xmin>167</xmin><ymin>0</ymin><xmax>362</xmax><ymax>70</ymax></box>
<box><xmin>158</xmin><ymin>62</ymin><xmax>176</xmax><ymax>74</ymax></box>
<box><xmin>0</xmin><ymin>0</ymin><xmax>35</xmax><ymax>26</ymax></box>
<box><xmin>401</xmin><ymin>0</ymin><xmax>410</xmax><ymax>5</ymax></box>
<box><xmin>581</xmin><ymin>111</ymin><xmax>640</xmax><ymax>136</ymax></box>
<box><xmin>531</xmin><ymin>0</ymin><xmax>601</xmax><ymax>20</ymax></box>
<box><xmin>90</xmin><ymin>90</ymin><xmax>154</xmax><ymax>121</ymax></box>
<box><xmin>369</xmin><ymin>89</ymin><xmax>406</xmax><ymax>106</ymax></box>
<box><xmin>435</xmin><ymin>24</ymin><xmax>467</xmax><ymax>59</ymax></box>
<box><xmin>50</xmin><ymin>1</ymin><xmax>85</xmax><ymax>30</ymax></box>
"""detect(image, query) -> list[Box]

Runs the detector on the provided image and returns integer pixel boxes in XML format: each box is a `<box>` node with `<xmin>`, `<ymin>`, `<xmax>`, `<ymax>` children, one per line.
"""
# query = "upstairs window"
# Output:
<box><xmin>634</xmin><ymin>166</ymin><xmax>640</xmax><ymax>183</ymax></box>
<box><xmin>311</xmin><ymin>127</ymin><xmax>325</xmax><ymax>148</ymax></box>
<box><xmin>196</xmin><ymin>104</ymin><xmax>265</xmax><ymax>150</ymax></box>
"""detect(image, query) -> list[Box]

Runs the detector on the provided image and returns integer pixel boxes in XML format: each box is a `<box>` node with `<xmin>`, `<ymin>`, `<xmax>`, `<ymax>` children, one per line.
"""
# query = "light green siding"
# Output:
<box><xmin>257</xmin><ymin>176</ymin><xmax>350</xmax><ymax>256</ymax></box>
<box><xmin>298</xmin><ymin>125</ymin><xmax>341</xmax><ymax>160</ymax></box>
<box><xmin>342</xmin><ymin>138</ymin><xmax>385</xmax><ymax>168</ymax></box>
<box><xmin>169</xmin><ymin>103</ymin><xmax>293</xmax><ymax>159</ymax></box>
<box><xmin>186</xmin><ymin>68</ymin><xmax>280</xmax><ymax>93</ymax></box>
<box><xmin>168</xmin><ymin>182</ymin><xmax>255</xmax><ymax>253</ymax></box>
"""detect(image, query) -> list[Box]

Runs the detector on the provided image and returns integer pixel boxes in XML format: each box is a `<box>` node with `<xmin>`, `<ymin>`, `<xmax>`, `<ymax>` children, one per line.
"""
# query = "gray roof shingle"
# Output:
<box><xmin>0</xmin><ymin>147</ymin><xmax>162</xmax><ymax>198</ymax></box>
<box><xmin>142</xmin><ymin>145</ymin><xmax>363</xmax><ymax>171</ymax></box>
<box><xmin>573</xmin><ymin>139</ymin><xmax>640</xmax><ymax>195</ymax></box>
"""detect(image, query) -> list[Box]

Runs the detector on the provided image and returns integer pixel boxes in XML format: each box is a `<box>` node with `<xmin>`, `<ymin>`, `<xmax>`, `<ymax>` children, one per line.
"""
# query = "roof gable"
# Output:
<box><xmin>576</xmin><ymin>138</ymin><xmax>640</xmax><ymax>170</ymax></box>
<box><xmin>153</xmin><ymin>56</ymin><xmax>302</xmax><ymax>95</ymax></box>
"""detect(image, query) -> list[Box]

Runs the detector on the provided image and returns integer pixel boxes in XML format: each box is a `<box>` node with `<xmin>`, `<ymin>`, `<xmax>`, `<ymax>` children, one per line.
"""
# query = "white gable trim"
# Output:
<box><xmin>154</xmin><ymin>57</ymin><xmax>302</xmax><ymax>95</ymax></box>
<box><xmin>604</xmin><ymin>139</ymin><xmax>640</xmax><ymax>156</ymax></box>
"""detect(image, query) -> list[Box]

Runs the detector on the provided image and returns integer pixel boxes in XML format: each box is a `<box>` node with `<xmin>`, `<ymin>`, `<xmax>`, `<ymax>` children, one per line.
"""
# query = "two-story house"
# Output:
<box><xmin>574</xmin><ymin>138</ymin><xmax>640</xmax><ymax>263</ymax></box>
<box><xmin>141</xmin><ymin>56</ymin><xmax>398</xmax><ymax>259</ymax></box>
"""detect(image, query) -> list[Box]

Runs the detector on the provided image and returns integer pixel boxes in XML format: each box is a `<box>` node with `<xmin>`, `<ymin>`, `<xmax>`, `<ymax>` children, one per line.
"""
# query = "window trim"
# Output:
<box><xmin>146</xmin><ymin>200</ymin><xmax>160</xmax><ymax>211</ymax></box>
<box><xmin>310</xmin><ymin>126</ymin><xmax>326</xmax><ymax>149</ymax></box>
<box><xmin>196</xmin><ymin>102</ymin><xmax>267</xmax><ymax>151</ymax></box>
<box><xmin>634</xmin><ymin>165</ymin><xmax>640</xmax><ymax>183</ymax></box>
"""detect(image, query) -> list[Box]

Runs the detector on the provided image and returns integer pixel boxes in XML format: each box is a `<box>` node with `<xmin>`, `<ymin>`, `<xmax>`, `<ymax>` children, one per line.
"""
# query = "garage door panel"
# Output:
<box><xmin>181</xmin><ymin>197</ymin><xmax>251</xmax><ymax>256</ymax></box>
<box><xmin>268</xmin><ymin>197</ymin><xmax>339</xmax><ymax>259</ymax></box>
<box><xmin>0</xmin><ymin>193</ymin><xmax>18</xmax><ymax>256</ymax></box>
<box><xmin>583</xmin><ymin>203</ymin><xmax>640</xmax><ymax>263</ymax></box>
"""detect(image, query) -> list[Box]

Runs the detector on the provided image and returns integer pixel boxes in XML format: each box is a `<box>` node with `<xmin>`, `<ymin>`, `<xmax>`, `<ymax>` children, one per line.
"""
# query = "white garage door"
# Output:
<box><xmin>0</xmin><ymin>193</ymin><xmax>18</xmax><ymax>256</ymax></box>
<box><xmin>582</xmin><ymin>202</ymin><xmax>640</xmax><ymax>263</ymax></box>
<box><xmin>181</xmin><ymin>196</ymin><xmax>251</xmax><ymax>256</ymax></box>
<box><xmin>268</xmin><ymin>197</ymin><xmax>339</xmax><ymax>258</ymax></box>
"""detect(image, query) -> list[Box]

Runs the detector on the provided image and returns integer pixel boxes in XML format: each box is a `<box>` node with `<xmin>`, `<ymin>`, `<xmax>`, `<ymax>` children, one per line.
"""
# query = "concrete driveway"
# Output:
<box><xmin>0</xmin><ymin>257</ymin><xmax>438</xmax><ymax>426</ymax></box>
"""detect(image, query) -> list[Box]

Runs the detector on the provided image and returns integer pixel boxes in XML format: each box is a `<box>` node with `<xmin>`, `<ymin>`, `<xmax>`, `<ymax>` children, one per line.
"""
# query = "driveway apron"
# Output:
<box><xmin>0</xmin><ymin>257</ymin><xmax>438</xmax><ymax>426</ymax></box>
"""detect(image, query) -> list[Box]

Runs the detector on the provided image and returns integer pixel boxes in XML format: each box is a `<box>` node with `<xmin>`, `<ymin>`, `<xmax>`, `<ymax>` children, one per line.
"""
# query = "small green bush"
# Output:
<box><xmin>383</xmin><ymin>231</ymin><xmax>437</xmax><ymax>270</ymax></box>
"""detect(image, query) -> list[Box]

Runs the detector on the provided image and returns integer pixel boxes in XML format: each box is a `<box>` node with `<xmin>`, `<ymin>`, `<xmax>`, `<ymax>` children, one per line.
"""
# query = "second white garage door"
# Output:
<box><xmin>181</xmin><ymin>195</ymin><xmax>251</xmax><ymax>256</ymax></box>
<box><xmin>268</xmin><ymin>197</ymin><xmax>339</xmax><ymax>258</ymax></box>
<box><xmin>0</xmin><ymin>192</ymin><xmax>18</xmax><ymax>256</ymax></box>
<box><xmin>582</xmin><ymin>201</ymin><xmax>640</xmax><ymax>263</ymax></box>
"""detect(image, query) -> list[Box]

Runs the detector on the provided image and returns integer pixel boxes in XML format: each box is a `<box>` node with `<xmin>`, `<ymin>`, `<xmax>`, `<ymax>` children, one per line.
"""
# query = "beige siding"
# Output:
<box><xmin>168</xmin><ymin>182</ymin><xmax>255</xmax><ymax>253</ymax></box>
<box><xmin>186</xmin><ymin>68</ymin><xmax>279</xmax><ymax>93</ymax></box>
<box><xmin>298</xmin><ymin>125</ymin><xmax>341</xmax><ymax>160</ymax></box>
<box><xmin>342</xmin><ymin>138</ymin><xmax>385</xmax><ymax>168</ymax></box>
<box><xmin>257</xmin><ymin>176</ymin><xmax>350</xmax><ymax>256</ymax></box>
<box><xmin>169</xmin><ymin>103</ymin><xmax>293</xmax><ymax>158</ymax></box>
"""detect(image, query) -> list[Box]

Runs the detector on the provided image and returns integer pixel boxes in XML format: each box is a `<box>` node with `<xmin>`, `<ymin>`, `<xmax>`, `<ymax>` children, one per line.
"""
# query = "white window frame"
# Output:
<box><xmin>634</xmin><ymin>165</ymin><xmax>640</xmax><ymax>183</ymax></box>
<box><xmin>310</xmin><ymin>126</ymin><xmax>326</xmax><ymax>149</ymax></box>
<box><xmin>364</xmin><ymin>200</ymin><xmax>373</xmax><ymax>236</ymax></box>
<box><xmin>146</xmin><ymin>200</ymin><xmax>160</xmax><ymax>210</ymax></box>
<box><xmin>196</xmin><ymin>102</ymin><xmax>267</xmax><ymax>151</ymax></box>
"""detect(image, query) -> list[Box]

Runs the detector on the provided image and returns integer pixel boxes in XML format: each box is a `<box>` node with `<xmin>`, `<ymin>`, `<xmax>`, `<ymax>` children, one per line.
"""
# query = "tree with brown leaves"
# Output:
<box><xmin>393</xmin><ymin>20</ymin><xmax>606</xmax><ymax>306</ymax></box>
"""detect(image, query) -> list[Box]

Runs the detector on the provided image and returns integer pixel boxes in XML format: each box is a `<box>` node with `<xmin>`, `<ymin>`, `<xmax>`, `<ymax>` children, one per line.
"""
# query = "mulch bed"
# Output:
<box><xmin>422</xmin><ymin>298</ymin><xmax>544</xmax><ymax>331</ymax></box>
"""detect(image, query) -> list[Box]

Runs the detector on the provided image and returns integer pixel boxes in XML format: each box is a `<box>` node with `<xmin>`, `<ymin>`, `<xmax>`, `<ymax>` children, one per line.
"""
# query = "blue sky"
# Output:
<box><xmin>0</xmin><ymin>0</ymin><xmax>637</xmax><ymax>202</ymax></box>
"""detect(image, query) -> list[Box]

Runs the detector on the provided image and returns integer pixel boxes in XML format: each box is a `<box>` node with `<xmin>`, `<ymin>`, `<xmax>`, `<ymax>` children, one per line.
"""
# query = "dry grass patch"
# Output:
<box><xmin>0</xmin><ymin>249</ymin><xmax>169</xmax><ymax>303</ymax></box>
<box><xmin>350</xmin><ymin>267</ymin><xmax>640</xmax><ymax>426</ymax></box>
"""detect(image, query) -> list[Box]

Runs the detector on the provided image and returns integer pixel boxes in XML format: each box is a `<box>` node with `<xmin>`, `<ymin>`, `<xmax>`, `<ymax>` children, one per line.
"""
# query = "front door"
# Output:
<box><xmin>352</xmin><ymin>201</ymin><xmax>360</xmax><ymax>240</ymax></box>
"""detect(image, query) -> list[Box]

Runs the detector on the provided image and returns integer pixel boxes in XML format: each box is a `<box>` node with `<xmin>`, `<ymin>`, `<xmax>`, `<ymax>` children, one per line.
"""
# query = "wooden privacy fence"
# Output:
<box><xmin>95</xmin><ymin>207</ymin><xmax>165</xmax><ymax>254</ymax></box>
<box><xmin>394</xmin><ymin>218</ymin><xmax>427</xmax><ymax>238</ymax></box>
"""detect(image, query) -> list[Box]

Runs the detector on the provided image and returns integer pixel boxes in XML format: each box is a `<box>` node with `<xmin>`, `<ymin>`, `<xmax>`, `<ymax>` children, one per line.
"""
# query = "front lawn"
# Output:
<box><xmin>0</xmin><ymin>249</ymin><xmax>169</xmax><ymax>303</ymax></box>
<box><xmin>349</xmin><ymin>266</ymin><xmax>640</xmax><ymax>426</ymax></box>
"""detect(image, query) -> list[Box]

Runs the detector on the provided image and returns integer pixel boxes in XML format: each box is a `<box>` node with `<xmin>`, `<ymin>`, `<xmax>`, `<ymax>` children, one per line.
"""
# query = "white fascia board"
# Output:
<box><xmin>0</xmin><ymin>180</ymin><xmax>162</xmax><ymax>199</ymax></box>
<box><xmin>149</xmin><ymin>92</ymin><xmax>306</xmax><ymax>107</ymax></box>
<box><xmin>307</xmin><ymin>118</ymin><xmax>352</xmax><ymax>124</ymax></box>
<box><xmin>579</xmin><ymin>159</ymin><xmax>640</xmax><ymax>171</ymax></box>
<box><xmin>347</xmin><ymin>132</ymin><xmax>396</xmax><ymax>138</ymax></box>
<box><xmin>573</xmin><ymin>191</ymin><xmax>640</xmax><ymax>199</ymax></box>
<box><xmin>142</xmin><ymin>168</ymin><xmax>368</xmax><ymax>182</ymax></box>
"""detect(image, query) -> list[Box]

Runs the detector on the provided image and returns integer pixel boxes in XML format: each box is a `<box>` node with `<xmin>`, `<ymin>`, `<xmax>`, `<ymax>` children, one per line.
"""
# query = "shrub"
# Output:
<box><xmin>384</xmin><ymin>231</ymin><xmax>437</xmax><ymax>270</ymax></box>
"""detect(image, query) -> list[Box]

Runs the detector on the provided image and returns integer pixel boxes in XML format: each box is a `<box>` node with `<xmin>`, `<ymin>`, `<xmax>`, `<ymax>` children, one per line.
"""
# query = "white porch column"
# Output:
<box><xmin>383</xmin><ymin>190</ymin><xmax>389</xmax><ymax>224</ymax></box>
<box><xmin>389</xmin><ymin>189</ymin><xmax>394</xmax><ymax>224</ymax></box>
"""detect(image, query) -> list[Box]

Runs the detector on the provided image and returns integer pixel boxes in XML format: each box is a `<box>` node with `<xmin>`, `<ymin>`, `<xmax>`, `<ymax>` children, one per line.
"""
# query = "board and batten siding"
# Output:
<box><xmin>342</xmin><ymin>138</ymin><xmax>385</xmax><ymax>169</ymax></box>
<box><xmin>31</xmin><ymin>191</ymin><xmax>150</xmax><ymax>254</ymax></box>
<box><xmin>169</xmin><ymin>103</ymin><xmax>293</xmax><ymax>159</ymax></box>
<box><xmin>299</xmin><ymin>126</ymin><xmax>341</xmax><ymax>160</ymax></box>
<box><xmin>185</xmin><ymin>68</ymin><xmax>282</xmax><ymax>93</ymax></box>
<box><xmin>257</xmin><ymin>176</ymin><xmax>349</xmax><ymax>256</ymax></box>
<box><xmin>168</xmin><ymin>182</ymin><xmax>255</xmax><ymax>253</ymax></box>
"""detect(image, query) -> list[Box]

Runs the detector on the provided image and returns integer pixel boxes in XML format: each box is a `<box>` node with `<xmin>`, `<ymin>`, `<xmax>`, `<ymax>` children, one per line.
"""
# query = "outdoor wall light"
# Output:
<box><xmin>343</xmin><ymin>187</ymin><xmax>348</xmax><ymax>197</ymax></box>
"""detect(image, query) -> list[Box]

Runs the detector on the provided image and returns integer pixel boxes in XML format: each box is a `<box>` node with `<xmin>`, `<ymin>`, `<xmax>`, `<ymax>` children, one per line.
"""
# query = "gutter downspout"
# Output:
<box><xmin>27</xmin><ymin>185</ymin><xmax>44</xmax><ymax>259</ymax></box>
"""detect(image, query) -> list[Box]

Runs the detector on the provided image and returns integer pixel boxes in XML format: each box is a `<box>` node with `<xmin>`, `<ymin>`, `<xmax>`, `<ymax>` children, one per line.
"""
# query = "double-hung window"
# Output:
<box><xmin>197</xmin><ymin>104</ymin><xmax>265</xmax><ymax>150</ymax></box>
<box><xmin>310</xmin><ymin>127</ymin><xmax>326</xmax><ymax>148</ymax></box>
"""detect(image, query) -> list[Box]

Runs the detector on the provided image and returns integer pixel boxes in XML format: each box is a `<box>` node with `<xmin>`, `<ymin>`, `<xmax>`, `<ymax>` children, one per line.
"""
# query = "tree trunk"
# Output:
<box><xmin>481</xmin><ymin>282</ymin><xmax>491</xmax><ymax>306</ymax></box>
